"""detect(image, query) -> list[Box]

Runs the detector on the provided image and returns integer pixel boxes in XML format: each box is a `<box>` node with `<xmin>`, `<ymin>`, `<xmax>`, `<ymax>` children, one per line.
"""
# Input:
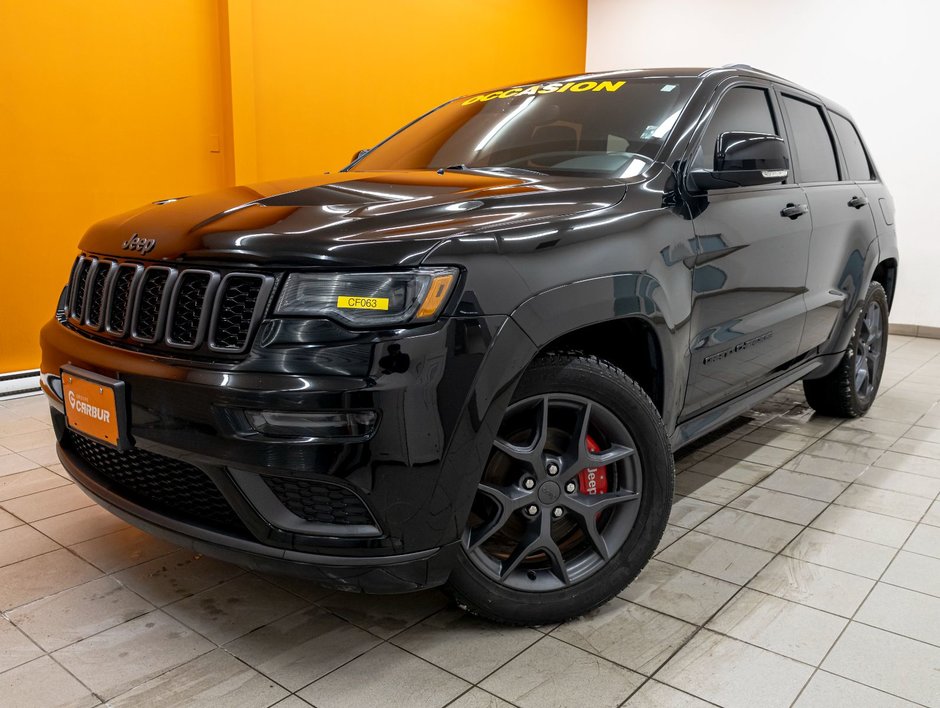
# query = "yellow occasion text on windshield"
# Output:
<box><xmin>462</xmin><ymin>80</ymin><xmax>625</xmax><ymax>105</ymax></box>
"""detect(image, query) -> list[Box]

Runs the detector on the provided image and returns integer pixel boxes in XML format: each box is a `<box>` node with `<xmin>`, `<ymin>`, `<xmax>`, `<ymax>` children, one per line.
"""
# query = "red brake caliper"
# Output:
<box><xmin>578</xmin><ymin>435</ymin><xmax>609</xmax><ymax>495</ymax></box>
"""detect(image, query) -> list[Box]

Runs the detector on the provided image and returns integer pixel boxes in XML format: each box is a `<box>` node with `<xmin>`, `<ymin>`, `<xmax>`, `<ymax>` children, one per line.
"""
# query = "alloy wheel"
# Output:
<box><xmin>854</xmin><ymin>300</ymin><xmax>884</xmax><ymax>400</ymax></box>
<box><xmin>463</xmin><ymin>394</ymin><xmax>642</xmax><ymax>592</ymax></box>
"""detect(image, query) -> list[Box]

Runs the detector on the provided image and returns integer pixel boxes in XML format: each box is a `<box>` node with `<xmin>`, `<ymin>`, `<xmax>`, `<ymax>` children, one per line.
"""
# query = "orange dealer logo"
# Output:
<box><xmin>67</xmin><ymin>390</ymin><xmax>112</xmax><ymax>423</ymax></box>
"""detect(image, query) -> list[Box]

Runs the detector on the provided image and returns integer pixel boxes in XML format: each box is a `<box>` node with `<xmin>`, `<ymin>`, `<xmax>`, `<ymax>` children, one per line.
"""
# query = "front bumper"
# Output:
<box><xmin>41</xmin><ymin>311</ymin><xmax>531</xmax><ymax>592</ymax></box>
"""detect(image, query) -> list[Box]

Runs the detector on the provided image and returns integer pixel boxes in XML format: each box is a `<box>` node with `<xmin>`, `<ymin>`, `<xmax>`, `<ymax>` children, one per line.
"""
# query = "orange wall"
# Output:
<box><xmin>0</xmin><ymin>1</ymin><xmax>228</xmax><ymax>372</ymax></box>
<box><xmin>0</xmin><ymin>0</ymin><xmax>587</xmax><ymax>373</ymax></box>
<box><xmin>248</xmin><ymin>0</ymin><xmax>589</xmax><ymax>181</ymax></box>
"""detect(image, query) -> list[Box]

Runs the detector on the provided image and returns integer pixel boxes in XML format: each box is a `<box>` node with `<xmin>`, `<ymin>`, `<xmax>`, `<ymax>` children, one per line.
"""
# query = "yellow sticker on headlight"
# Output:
<box><xmin>336</xmin><ymin>296</ymin><xmax>389</xmax><ymax>311</ymax></box>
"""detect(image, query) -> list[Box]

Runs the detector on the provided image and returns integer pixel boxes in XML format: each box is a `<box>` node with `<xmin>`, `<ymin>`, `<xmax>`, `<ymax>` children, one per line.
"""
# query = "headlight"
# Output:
<box><xmin>275</xmin><ymin>268</ymin><xmax>458</xmax><ymax>326</ymax></box>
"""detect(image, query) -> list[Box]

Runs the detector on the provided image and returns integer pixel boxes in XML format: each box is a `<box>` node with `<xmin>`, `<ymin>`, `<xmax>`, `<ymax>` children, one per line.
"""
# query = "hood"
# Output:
<box><xmin>78</xmin><ymin>170</ymin><xmax>627</xmax><ymax>267</ymax></box>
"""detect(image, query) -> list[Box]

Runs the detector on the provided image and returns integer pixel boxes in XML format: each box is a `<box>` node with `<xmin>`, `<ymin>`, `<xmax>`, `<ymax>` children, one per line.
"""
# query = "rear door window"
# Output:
<box><xmin>781</xmin><ymin>95</ymin><xmax>839</xmax><ymax>183</ymax></box>
<box><xmin>830</xmin><ymin>112</ymin><xmax>875</xmax><ymax>181</ymax></box>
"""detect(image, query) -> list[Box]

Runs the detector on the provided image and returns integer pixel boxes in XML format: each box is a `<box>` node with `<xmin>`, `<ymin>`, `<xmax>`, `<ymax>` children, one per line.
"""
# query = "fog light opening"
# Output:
<box><xmin>245</xmin><ymin>410</ymin><xmax>378</xmax><ymax>440</ymax></box>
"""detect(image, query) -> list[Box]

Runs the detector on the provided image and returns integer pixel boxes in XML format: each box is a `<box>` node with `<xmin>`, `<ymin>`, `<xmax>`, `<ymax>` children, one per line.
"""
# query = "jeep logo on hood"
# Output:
<box><xmin>121</xmin><ymin>234</ymin><xmax>157</xmax><ymax>255</ymax></box>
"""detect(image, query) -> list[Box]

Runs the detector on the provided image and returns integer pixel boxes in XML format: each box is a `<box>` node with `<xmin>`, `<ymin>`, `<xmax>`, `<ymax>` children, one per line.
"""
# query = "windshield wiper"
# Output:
<box><xmin>435</xmin><ymin>164</ymin><xmax>547</xmax><ymax>176</ymax></box>
<box><xmin>485</xmin><ymin>166</ymin><xmax>548</xmax><ymax>176</ymax></box>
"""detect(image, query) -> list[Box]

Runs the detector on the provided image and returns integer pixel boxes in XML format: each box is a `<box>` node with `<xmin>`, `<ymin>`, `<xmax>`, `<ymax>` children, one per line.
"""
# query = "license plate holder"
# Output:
<box><xmin>61</xmin><ymin>366</ymin><xmax>130</xmax><ymax>449</ymax></box>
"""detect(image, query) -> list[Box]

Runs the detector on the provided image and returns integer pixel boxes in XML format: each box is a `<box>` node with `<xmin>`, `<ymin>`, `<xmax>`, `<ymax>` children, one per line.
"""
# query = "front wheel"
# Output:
<box><xmin>448</xmin><ymin>352</ymin><xmax>674</xmax><ymax>625</ymax></box>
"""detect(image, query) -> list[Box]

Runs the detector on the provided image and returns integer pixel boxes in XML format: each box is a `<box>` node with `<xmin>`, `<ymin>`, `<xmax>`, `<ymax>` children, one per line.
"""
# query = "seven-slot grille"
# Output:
<box><xmin>67</xmin><ymin>256</ymin><xmax>273</xmax><ymax>354</ymax></box>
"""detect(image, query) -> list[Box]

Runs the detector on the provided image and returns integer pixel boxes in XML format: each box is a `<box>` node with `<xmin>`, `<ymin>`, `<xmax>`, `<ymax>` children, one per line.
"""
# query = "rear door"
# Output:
<box><xmin>776</xmin><ymin>91</ymin><xmax>879</xmax><ymax>352</ymax></box>
<box><xmin>682</xmin><ymin>83</ymin><xmax>812</xmax><ymax>418</ymax></box>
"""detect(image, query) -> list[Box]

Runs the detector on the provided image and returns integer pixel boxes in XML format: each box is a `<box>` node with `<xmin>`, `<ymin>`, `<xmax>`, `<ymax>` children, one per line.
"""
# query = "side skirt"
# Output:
<box><xmin>671</xmin><ymin>355</ymin><xmax>838</xmax><ymax>451</ymax></box>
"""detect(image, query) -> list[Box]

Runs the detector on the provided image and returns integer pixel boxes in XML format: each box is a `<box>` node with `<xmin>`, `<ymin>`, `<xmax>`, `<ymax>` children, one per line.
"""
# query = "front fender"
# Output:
<box><xmin>509</xmin><ymin>272</ymin><xmax>687</xmax><ymax>432</ymax></box>
<box><xmin>432</xmin><ymin>316</ymin><xmax>538</xmax><ymax>548</ymax></box>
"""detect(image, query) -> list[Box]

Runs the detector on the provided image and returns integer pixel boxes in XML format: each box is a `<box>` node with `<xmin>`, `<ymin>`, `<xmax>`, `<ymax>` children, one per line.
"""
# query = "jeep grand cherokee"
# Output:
<box><xmin>40</xmin><ymin>65</ymin><xmax>898</xmax><ymax>624</ymax></box>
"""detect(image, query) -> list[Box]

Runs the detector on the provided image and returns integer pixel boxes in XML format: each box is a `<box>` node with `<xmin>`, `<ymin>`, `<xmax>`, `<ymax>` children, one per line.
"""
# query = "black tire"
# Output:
<box><xmin>448</xmin><ymin>351</ymin><xmax>674</xmax><ymax>625</ymax></box>
<box><xmin>803</xmin><ymin>282</ymin><xmax>889</xmax><ymax>418</ymax></box>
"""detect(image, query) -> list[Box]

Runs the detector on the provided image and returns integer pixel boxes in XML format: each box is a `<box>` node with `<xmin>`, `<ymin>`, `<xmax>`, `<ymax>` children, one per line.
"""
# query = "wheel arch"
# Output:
<box><xmin>871</xmin><ymin>257</ymin><xmax>898</xmax><ymax>311</ymax></box>
<box><xmin>540</xmin><ymin>318</ymin><xmax>665</xmax><ymax>415</ymax></box>
<box><xmin>508</xmin><ymin>273</ymin><xmax>685</xmax><ymax>431</ymax></box>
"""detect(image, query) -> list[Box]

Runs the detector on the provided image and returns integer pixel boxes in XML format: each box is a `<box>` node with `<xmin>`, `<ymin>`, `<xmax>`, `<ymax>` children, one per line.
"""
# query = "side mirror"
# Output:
<box><xmin>350</xmin><ymin>148</ymin><xmax>370</xmax><ymax>163</ymax></box>
<box><xmin>691</xmin><ymin>131</ymin><xmax>789</xmax><ymax>190</ymax></box>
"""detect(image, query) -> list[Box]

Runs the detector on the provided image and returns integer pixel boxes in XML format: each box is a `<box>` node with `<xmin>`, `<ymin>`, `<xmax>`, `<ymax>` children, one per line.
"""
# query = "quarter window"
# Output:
<box><xmin>781</xmin><ymin>95</ymin><xmax>839</xmax><ymax>183</ymax></box>
<box><xmin>830</xmin><ymin>112</ymin><xmax>875</xmax><ymax>181</ymax></box>
<box><xmin>696</xmin><ymin>87</ymin><xmax>778</xmax><ymax>171</ymax></box>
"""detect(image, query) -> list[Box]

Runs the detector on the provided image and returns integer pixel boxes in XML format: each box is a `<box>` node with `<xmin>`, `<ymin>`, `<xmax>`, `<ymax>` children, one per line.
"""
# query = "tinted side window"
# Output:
<box><xmin>831</xmin><ymin>112</ymin><xmax>874</xmax><ymax>181</ymax></box>
<box><xmin>696</xmin><ymin>87</ymin><xmax>777</xmax><ymax>170</ymax></box>
<box><xmin>781</xmin><ymin>95</ymin><xmax>839</xmax><ymax>183</ymax></box>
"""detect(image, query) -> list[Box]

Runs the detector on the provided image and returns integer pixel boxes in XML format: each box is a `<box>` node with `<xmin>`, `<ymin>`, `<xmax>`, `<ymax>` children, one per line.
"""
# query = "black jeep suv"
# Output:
<box><xmin>40</xmin><ymin>65</ymin><xmax>898</xmax><ymax>624</ymax></box>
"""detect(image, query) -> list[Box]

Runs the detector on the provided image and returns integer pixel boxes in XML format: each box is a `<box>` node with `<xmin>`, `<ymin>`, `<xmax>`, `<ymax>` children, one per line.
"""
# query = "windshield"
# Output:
<box><xmin>351</xmin><ymin>77</ymin><xmax>698</xmax><ymax>178</ymax></box>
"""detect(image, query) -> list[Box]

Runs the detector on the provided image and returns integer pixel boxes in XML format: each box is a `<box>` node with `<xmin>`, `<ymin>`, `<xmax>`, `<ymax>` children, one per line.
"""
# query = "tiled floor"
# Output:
<box><xmin>2</xmin><ymin>335</ymin><xmax>940</xmax><ymax>707</ymax></box>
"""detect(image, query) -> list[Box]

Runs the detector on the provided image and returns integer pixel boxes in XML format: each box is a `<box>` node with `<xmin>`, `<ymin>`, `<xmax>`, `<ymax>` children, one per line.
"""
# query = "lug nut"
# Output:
<box><xmin>565</xmin><ymin>481</ymin><xmax>576</xmax><ymax>493</ymax></box>
<box><xmin>525</xmin><ymin>504</ymin><xmax>539</xmax><ymax>516</ymax></box>
<box><xmin>522</xmin><ymin>477</ymin><xmax>536</xmax><ymax>490</ymax></box>
<box><xmin>552</xmin><ymin>507</ymin><xmax>564</xmax><ymax>518</ymax></box>
<box><xmin>547</xmin><ymin>462</ymin><xmax>559</xmax><ymax>476</ymax></box>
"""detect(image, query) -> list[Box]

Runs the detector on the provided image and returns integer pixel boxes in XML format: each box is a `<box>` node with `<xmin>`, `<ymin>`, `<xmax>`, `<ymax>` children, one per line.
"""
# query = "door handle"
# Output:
<box><xmin>847</xmin><ymin>195</ymin><xmax>869</xmax><ymax>209</ymax></box>
<box><xmin>780</xmin><ymin>203</ymin><xmax>809</xmax><ymax>219</ymax></box>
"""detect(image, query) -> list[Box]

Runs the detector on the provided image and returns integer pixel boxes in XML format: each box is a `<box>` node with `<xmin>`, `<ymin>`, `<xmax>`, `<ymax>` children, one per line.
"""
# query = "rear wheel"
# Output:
<box><xmin>804</xmin><ymin>282</ymin><xmax>889</xmax><ymax>418</ymax></box>
<box><xmin>448</xmin><ymin>352</ymin><xmax>673</xmax><ymax>625</ymax></box>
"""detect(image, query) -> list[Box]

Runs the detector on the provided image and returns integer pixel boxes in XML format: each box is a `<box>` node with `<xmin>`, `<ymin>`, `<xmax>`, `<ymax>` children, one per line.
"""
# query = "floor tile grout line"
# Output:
<box><xmin>640</xmin><ymin>393</ymin><xmax>932</xmax><ymax>706</ymax></box>
<box><xmin>653</xmin><ymin>532</ymin><xmax>892</xmax><ymax>587</ymax></box>
<box><xmin>267</xmin><ymin>599</ymin><xmax>458</xmax><ymax>698</ymax></box>
<box><xmin>788</xmin><ymin>482</ymin><xmax>940</xmax><ymax>707</ymax></box>
<box><xmin>2</xmin><ymin>489</ymin><xmax>124</xmax><ymax>528</ymax></box>
<box><xmin>44</xmin><ymin>650</ymin><xmax>107</xmax><ymax>705</ymax></box>
<box><xmin>683</xmin><ymin>451</ymin><xmax>940</xmax><ymax>528</ymax></box>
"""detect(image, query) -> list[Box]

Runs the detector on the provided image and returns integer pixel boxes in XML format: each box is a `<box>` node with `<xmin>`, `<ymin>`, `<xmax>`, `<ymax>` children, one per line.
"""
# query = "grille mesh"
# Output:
<box><xmin>134</xmin><ymin>269</ymin><xmax>169</xmax><ymax>340</ymax></box>
<box><xmin>170</xmin><ymin>273</ymin><xmax>211</xmax><ymax>345</ymax></box>
<box><xmin>86</xmin><ymin>263</ymin><xmax>111</xmax><ymax>328</ymax></box>
<box><xmin>72</xmin><ymin>259</ymin><xmax>92</xmax><ymax>319</ymax></box>
<box><xmin>213</xmin><ymin>277</ymin><xmax>263</xmax><ymax>350</ymax></box>
<box><xmin>263</xmin><ymin>476</ymin><xmax>374</xmax><ymax>525</ymax></box>
<box><xmin>66</xmin><ymin>255</ymin><xmax>269</xmax><ymax>354</ymax></box>
<box><xmin>108</xmin><ymin>266</ymin><xmax>136</xmax><ymax>333</ymax></box>
<box><xmin>63</xmin><ymin>431</ymin><xmax>249</xmax><ymax>536</ymax></box>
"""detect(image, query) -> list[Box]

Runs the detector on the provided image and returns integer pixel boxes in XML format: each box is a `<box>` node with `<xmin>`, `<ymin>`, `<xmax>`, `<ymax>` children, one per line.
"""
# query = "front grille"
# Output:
<box><xmin>66</xmin><ymin>255</ymin><xmax>272</xmax><ymax>355</ymax></box>
<box><xmin>169</xmin><ymin>271</ymin><xmax>212</xmax><ymax>346</ymax></box>
<box><xmin>263</xmin><ymin>476</ymin><xmax>375</xmax><ymax>526</ymax></box>
<box><xmin>107</xmin><ymin>265</ymin><xmax>138</xmax><ymax>335</ymax></box>
<box><xmin>63</xmin><ymin>431</ymin><xmax>249</xmax><ymax>536</ymax></box>
<box><xmin>70</xmin><ymin>258</ymin><xmax>92</xmax><ymax>321</ymax></box>
<box><xmin>133</xmin><ymin>268</ymin><xmax>171</xmax><ymax>341</ymax></box>
<box><xmin>86</xmin><ymin>263</ymin><xmax>112</xmax><ymax>329</ymax></box>
<box><xmin>212</xmin><ymin>276</ymin><xmax>264</xmax><ymax>350</ymax></box>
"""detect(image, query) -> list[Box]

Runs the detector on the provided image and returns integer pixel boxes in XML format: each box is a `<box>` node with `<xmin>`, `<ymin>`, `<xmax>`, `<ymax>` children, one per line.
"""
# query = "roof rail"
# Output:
<box><xmin>721</xmin><ymin>63</ymin><xmax>755</xmax><ymax>70</ymax></box>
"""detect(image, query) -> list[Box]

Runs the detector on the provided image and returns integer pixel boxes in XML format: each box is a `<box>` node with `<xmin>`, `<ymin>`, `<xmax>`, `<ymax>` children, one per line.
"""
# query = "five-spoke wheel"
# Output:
<box><xmin>449</xmin><ymin>352</ymin><xmax>674</xmax><ymax>625</ymax></box>
<box><xmin>804</xmin><ymin>281</ymin><xmax>889</xmax><ymax>418</ymax></box>
<box><xmin>464</xmin><ymin>394</ymin><xmax>642</xmax><ymax>591</ymax></box>
<box><xmin>854</xmin><ymin>299</ymin><xmax>884</xmax><ymax>400</ymax></box>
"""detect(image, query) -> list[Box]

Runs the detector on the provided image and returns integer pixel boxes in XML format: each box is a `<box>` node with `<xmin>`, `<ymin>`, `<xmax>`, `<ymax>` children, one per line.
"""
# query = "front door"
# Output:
<box><xmin>682</xmin><ymin>84</ymin><xmax>813</xmax><ymax>419</ymax></box>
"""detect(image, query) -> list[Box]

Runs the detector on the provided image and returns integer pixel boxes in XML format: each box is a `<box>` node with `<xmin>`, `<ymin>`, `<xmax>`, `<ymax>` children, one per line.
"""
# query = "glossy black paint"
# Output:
<box><xmin>40</xmin><ymin>66</ymin><xmax>898</xmax><ymax>591</ymax></box>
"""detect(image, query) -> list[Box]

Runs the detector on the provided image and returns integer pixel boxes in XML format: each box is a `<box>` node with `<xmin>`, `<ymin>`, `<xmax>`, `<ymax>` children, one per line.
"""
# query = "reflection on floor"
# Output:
<box><xmin>1</xmin><ymin>334</ymin><xmax>939</xmax><ymax>707</ymax></box>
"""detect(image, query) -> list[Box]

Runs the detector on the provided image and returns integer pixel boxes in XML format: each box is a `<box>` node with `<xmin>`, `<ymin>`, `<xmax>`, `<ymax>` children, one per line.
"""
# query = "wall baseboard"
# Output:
<box><xmin>0</xmin><ymin>370</ymin><xmax>41</xmax><ymax>399</ymax></box>
<box><xmin>889</xmin><ymin>323</ymin><xmax>940</xmax><ymax>339</ymax></box>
